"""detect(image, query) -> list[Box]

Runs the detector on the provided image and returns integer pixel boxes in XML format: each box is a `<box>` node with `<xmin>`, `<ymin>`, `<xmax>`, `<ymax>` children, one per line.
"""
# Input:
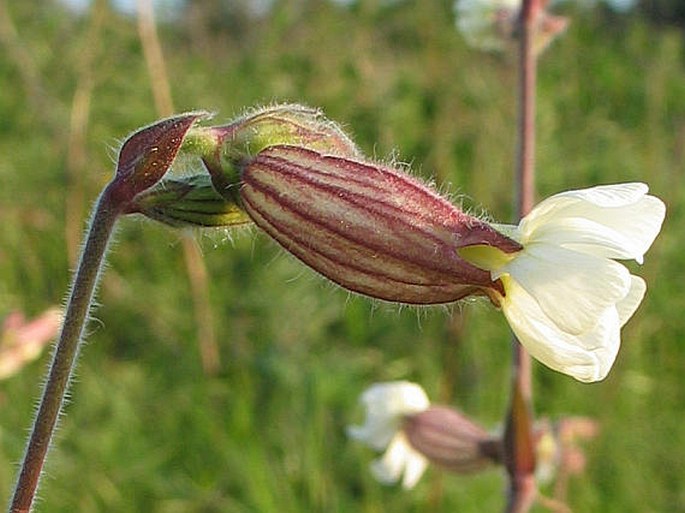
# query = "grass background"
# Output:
<box><xmin>1</xmin><ymin>0</ymin><xmax>684</xmax><ymax>511</ymax></box>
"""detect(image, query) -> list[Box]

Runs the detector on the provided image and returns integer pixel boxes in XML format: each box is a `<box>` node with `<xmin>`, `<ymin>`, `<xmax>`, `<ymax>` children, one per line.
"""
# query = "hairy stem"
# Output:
<box><xmin>9</xmin><ymin>184</ymin><xmax>123</xmax><ymax>513</ymax></box>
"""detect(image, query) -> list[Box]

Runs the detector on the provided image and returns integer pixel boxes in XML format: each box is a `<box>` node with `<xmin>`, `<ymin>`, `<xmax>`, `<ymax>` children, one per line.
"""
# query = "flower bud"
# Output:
<box><xmin>183</xmin><ymin>104</ymin><xmax>361</xmax><ymax>200</ymax></box>
<box><xmin>113</xmin><ymin>111</ymin><xmax>211</xmax><ymax>204</ymax></box>
<box><xmin>127</xmin><ymin>174</ymin><xmax>251</xmax><ymax>228</ymax></box>
<box><xmin>404</xmin><ymin>406</ymin><xmax>501</xmax><ymax>473</ymax></box>
<box><xmin>240</xmin><ymin>145</ymin><xmax>521</xmax><ymax>305</ymax></box>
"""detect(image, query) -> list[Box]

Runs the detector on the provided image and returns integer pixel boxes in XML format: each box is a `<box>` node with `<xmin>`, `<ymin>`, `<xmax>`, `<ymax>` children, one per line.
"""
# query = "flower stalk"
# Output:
<box><xmin>8</xmin><ymin>112</ymin><xmax>204</xmax><ymax>513</ymax></box>
<box><xmin>9</xmin><ymin>186</ymin><xmax>122</xmax><ymax>513</ymax></box>
<box><xmin>505</xmin><ymin>0</ymin><xmax>541</xmax><ymax>511</ymax></box>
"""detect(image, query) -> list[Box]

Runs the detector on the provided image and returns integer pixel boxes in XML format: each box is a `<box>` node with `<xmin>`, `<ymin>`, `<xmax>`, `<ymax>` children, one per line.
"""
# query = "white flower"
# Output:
<box><xmin>454</xmin><ymin>0</ymin><xmax>568</xmax><ymax>54</ymax></box>
<box><xmin>460</xmin><ymin>183</ymin><xmax>666</xmax><ymax>382</ymax></box>
<box><xmin>348</xmin><ymin>381</ymin><xmax>430</xmax><ymax>489</ymax></box>
<box><xmin>455</xmin><ymin>0</ymin><xmax>520</xmax><ymax>51</ymax></box>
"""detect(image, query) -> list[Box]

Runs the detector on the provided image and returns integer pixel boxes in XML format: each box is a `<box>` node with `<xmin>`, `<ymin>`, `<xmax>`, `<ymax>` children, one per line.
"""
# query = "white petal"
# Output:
<box><xmin>401</xmin><ymin>448</ymin><xmax>430</xmax><ymax>489</ymax></box>
<box><xmin>530</xmin><ymin>200</ymin><xmax>665</xmax><ymax>264</ymax></box>
<box><xmin>499</xmin><ymin>244</ymin><xmax>631</xmax><ymax>335</ymax></box>
<box><xmin>548</xmin><ymin>182</ymin><xmax>649</xmax><ymax>206</ymax></box>
<box><xmin>370</xmin><ymin>433</ymin><xmax>427</xmax><ymax>489</ymax></box>
<box><xmin>359</xmin><ymin>382</ymin><xmax>430</xmax><ymax>418</ymax></box>
<box><xmin>347</xmin><ymin>381</ymin><xmax>430</xmax><ymax>450</ymax></box>
<box><xmin>523</xmin><ymin>183</ymin><xmax>648</xmax><ymax>228</ymax></box>
<box><xmin>370</xmin><ymin>436</ymin><xmax>404</xmax><ymax>485</ymax></box>
<box><xmin>347</xmin><ymin>422</ymin><xmax>396</xmax><ymax>451</ymax></box>
<box><xmin>501</xmin><ymin>278</ymin><xmax>621</xmax><ymax>382</ymax></box>
<box><xmin>616</xmin><ymin>275</ymin><xmax>647</xmax><ymax>327</ymax></box>
<box><xmin>520</xmin><ymin>183</ymin><xmax>665</xmax><ymax>263</ymax></box>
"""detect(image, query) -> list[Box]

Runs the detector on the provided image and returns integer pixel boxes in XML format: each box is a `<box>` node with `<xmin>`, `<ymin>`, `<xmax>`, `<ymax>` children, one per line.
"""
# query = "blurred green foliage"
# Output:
<box><xmin>1</xmin><ymin>0</ymin><xmax>684</xmax><ymax>512</ymax></box>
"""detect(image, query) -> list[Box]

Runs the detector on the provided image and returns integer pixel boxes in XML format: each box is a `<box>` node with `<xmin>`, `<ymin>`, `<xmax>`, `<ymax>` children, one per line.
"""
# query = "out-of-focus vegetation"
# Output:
<box><xmin>1</xmin><ymin>0</ymin><xmax>684</xmax><ymax>511</ymax></box>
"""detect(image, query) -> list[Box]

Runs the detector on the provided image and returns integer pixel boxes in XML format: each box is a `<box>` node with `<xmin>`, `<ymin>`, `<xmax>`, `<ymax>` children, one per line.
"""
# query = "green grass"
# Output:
<box><xmin>1</xmin><ymin>1</ymin><xmax>684</xmax><ymax>511</ymax></box>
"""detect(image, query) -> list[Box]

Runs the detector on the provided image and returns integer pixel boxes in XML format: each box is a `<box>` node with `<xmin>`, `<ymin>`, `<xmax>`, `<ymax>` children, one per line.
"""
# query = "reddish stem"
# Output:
<box><xmin>504</xmin><ymin>0</ymin><xmax>540</xmax><ymax>511</ymax></box>
<box><xmin>9</xmin><ymin>185</ymin><xmax>123</xmax><ymax>513</ymax></box>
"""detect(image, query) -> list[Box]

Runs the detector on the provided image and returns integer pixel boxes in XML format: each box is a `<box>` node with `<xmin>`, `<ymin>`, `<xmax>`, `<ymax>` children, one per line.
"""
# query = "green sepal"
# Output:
<box><xmin>129</xmin><ymin>174</ymin><xmax>251</xmax><ymax>228</ymax></box>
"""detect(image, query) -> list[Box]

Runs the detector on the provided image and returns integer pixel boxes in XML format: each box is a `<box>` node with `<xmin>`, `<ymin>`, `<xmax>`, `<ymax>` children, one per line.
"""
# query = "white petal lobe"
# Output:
<box><xmin>501</xmin><ymin>278</ymin><xmax>621</xmax><ymax>382</ymax></box>
<box><xmin>616</xmin><ymin>276</ymin><xmax>647</xmax><ymax>327</ymax></box>
<box><xmin>501</xmin><ymin>245</ymin><xmax>631</xmax><ymax>335</ymax></box>
<box><xmin>349</xmin><ymin>382</ymin><xmax>430</xmax><ymax>488</ymax></box>
<box><xmin>488</xmin><ymin>182</ymin><xmax>665</xmax><ymax>381</ymax></box>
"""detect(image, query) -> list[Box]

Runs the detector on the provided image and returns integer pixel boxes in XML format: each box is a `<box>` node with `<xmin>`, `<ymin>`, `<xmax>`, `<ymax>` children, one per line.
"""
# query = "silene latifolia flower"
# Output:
<box><xmin>348</xmin><ymin>382</ymin><xmax>500</xmax><ymax>489</ymax></box>
<box><xmin>348</xmin><ymin>381</ymin><xmax>431</xmax><ymax>489</ymax></box>
<box><xmin>235</xmin><ymin>142</ymin><xmax>664</xmax><ymax>381</ymax></box>
<box><xmin>459</xmin><ymin>183</ymin><xmax>666</xmax><ymax>382</ymax></box>
<box><xmin>176</xmin><ymin>105</ymin><xmax>665</xmax><ymax>383</ymax></box>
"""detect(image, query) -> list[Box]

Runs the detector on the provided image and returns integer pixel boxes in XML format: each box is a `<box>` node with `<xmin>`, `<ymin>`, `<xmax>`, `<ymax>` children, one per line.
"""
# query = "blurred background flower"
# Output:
<box><xmin>0</xmin><ymin>308</ymin><xmax>61</xmax><ymax>380</ymax></box>
<box><xmin>454</xmin><ymin>0</ymin><xmax>569</xmax><ymax>53</ymax></box>
<box><xmin>347</xmin><ymin>381</ymin><xmax>431</xmax><ymax>488</ymax></box>
<box><xmin>348</xmin><ymin>382</ymin><xmax>499</xmax><ymax>488</ymax></box>
<box><xmin>349</xmin><ymin>381</ymin><xmax>599</xmax><ymax>499</ymax></box>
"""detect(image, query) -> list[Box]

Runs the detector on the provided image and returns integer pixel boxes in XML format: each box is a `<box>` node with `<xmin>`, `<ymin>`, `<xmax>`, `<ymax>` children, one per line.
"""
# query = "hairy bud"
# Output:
<box><xmin>183</xmin><ymin>104</ymin><xmax>360</xmax><ymax>200</ymax></box>
<box><xmin>240</xmin><ymin>145</ymin><xmax>521</xmax><ymax>305</ymax></box>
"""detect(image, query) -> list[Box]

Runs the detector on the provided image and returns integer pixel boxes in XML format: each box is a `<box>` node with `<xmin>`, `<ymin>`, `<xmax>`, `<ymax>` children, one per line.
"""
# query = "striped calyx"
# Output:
<box><xmin>403</xmin><ymin>406</ymin><xmax>501</xmax><ymax>473</ymax></box>
<box><xmin>240</xmin><ymin>145</ymin><xmax>522</xmax><ymax>305</ymax></box>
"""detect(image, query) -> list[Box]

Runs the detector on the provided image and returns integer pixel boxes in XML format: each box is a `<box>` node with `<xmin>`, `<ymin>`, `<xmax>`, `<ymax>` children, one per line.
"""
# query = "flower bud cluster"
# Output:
<box><xmin>162</xmin><ymin>104</ymin><xmax>522</xmax><ymax>304</ymax></box>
